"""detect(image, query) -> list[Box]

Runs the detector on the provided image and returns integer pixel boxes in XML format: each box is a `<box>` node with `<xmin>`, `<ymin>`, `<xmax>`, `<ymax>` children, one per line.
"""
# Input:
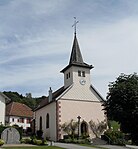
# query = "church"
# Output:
<box><xmin>35</xmin><ymin>28</ymin><xmax>106</xmax><ymax>141</ymax></box>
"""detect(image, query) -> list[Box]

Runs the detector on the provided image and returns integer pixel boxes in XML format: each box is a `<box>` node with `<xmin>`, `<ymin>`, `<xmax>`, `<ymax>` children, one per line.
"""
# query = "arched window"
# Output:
<box><xmin>39</xmin><ymin>116</ymin><xmax>42</xmax><ymax>130</ymax></box>
<box><xmin>46</xmin><ymin>113</ymin><xmax>49</xmax><ymax>128</ymax></box>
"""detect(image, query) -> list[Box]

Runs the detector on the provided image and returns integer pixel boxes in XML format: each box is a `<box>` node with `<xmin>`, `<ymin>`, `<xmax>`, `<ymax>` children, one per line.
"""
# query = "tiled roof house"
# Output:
<box><xmin>6</xmin><ymin>102</ymin><xmax>33</xmax><ymax>130</ymax></box>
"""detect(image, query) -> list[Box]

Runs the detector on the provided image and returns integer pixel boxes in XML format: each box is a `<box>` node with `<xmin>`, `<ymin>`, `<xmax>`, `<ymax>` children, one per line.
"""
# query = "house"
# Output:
<box><xmin>6</xmin><ymin>102</ymin><xmax>33</xmax><ymax>131</ymax></box>
<box><xmin>35</xmin><ymin>32</ymin><xmax>106</xmax><ymax>141</ymax></box>
<box><xmin>0</xmin><ymin>92</ymin><xmax>11</xmax><ymax>125</ymax></box>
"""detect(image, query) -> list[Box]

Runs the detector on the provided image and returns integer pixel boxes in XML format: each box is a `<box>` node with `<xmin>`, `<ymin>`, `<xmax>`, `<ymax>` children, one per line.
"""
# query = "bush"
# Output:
<box><xmin>33</xmin><ymin>139</ymin><xmax>43</xmax><ymax>145</ymax></box>
<box><xmin>32</xmin><ymin>139</ymin><xmax>47</xmax><ymax>145</ymax></box>
<box><xmin>20</xmin><ymin>138</ymin><xmax>32</xmax><ymax>144</ymax></box>
<box><xmin>0</xmin><ymin>139</ymin><xmax>4</xmax><ymax>146</ymax></box>
<box><xmin>36</xmin><ymin>130</ymin><xmax>43</xmax><ymax>139</ymax></box>
<box><xmin>0</xmin><ymin>125</ymin><xmax>7</xmax><ymax>135</ymax></box>
<box><xmin>104</xmin><ymin>129</ymin><xmax>126</xmax><ymax>145</ymax></box>
<box><xmin>60</xmin><ymin>138</ymin><xmax>90</xmax><ymax>144</ymax></box>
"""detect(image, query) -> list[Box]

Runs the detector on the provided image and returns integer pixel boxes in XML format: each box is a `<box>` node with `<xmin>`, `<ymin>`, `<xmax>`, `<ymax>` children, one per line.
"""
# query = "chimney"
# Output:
<box><xmin>48</xmin><ymin>87</ymin><xmax>52</xmax><ymax>102</ymax></box>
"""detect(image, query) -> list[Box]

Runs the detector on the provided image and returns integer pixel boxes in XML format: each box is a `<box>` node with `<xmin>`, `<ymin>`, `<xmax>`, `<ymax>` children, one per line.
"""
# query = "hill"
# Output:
<box><xmin>3</xmin><ymin>91</ymin><xmax>45</xmax><ymax>110</ymax></box>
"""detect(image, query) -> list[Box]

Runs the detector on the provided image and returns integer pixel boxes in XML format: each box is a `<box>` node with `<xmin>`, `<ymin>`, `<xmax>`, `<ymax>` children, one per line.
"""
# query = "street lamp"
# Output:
<box><xmin>77</xmin><ymin>116</ymin><xmax>81</xmax><ymax>139</ymax></box>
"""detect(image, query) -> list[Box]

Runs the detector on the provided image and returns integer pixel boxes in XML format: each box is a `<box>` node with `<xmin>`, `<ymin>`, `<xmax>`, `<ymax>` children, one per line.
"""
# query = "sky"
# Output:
<box><xmin>0</xmin><ymin>0</ymin><xmax>138</xmax><ymax>98</ymax></box>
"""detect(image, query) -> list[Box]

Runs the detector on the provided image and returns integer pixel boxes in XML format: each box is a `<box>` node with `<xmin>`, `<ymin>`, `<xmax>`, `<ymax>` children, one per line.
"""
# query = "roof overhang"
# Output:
<box><xmin>60</xmin><ymin>63</ymin><xmax>94</xmax><ymax>73</ymax></box>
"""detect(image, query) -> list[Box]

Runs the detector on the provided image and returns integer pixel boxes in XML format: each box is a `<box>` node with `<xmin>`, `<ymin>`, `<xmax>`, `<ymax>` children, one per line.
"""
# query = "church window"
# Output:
<box><xmin>68</xmin><ymin>72</ymin><xmax>70</xmax><ymax>78</ymax></box>
<box><xmin>46</xmin><ymin>113</ymin><xmax>49</xmax><ymax>128</ymax></box>
<box><xmin>39</xmin><ymin>116</ymin><xmax>42</xmax><ymax>130</ymax></box>
<box><xmin>66</xmin><ymin>72</ymin><xmax>70</xmax><ymax>79</ymax></box>
<box><xmin>66</xmin><ymin>74</ymin><xmax>68</xmax><ymax>79</ymax></box>
<box><xmin>82</xmin><ymin>71</ymin><xmax>85</xmax><ymax>77</ymax></box>
<box><xmin>78</xmin><ymin>70</ymin><xmax>81</xmax><ymax>76</ymax></box>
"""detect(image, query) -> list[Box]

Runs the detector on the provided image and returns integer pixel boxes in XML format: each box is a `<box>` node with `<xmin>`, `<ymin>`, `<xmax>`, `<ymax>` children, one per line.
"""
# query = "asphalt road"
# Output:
<box><xmin>55</xmin><ymin>142</ymin><xmax>128</xmax><ymax>149</ymax></box>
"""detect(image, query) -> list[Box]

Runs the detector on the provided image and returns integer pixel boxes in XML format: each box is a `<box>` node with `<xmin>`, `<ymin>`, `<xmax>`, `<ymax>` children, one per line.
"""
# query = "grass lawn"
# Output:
<box><xmin>3</xmin><ymin>146</ymin><xmax>64</xmax><ymax>149</ymax></box>
<box><xmin>79</xmin><ymin>144</ymin><xmax>108</xmax><ymax>149</ymax></box>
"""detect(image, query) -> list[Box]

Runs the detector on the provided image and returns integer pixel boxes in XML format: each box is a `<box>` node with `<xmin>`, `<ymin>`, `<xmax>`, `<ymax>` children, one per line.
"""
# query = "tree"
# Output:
<box><xmin>3</xmin><ymin>91</ymin><xmax>45</xmax><ymax>110</ymax></box>
<box><xmin>61</xmin><ymin>119</ymin><xmax>78</xmax><ymax>139</ymax></box>
<box><xmin>89</xmin><ymin>120</ymin><xmax>107</xmax><ymax>138</ymax></box>
<box><xmin>104</xmin><ymin>73</ymin><xmax>138</xmax><ymax>145</ymax></box>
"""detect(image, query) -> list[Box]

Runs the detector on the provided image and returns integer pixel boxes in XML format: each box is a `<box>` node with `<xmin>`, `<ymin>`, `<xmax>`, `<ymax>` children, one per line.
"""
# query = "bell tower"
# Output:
<box><xmin>61</xmin><ymin>19</ymin><xmax>93</xmax><ymax>88</ymax></box>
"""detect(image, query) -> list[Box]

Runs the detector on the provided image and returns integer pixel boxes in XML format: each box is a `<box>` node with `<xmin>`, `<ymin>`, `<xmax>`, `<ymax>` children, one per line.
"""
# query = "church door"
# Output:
<box><xmin>81</xmin><ymin>121</ymin><xmax>88</xmax><ymax>136</ymax></box>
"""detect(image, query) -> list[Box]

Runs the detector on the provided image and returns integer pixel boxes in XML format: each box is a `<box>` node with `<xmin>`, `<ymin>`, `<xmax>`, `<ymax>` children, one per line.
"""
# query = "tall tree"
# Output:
<box><xmin>104</xmin><ymin>73</ymin><xmax>138</xmax><ymax>145</ymax></box>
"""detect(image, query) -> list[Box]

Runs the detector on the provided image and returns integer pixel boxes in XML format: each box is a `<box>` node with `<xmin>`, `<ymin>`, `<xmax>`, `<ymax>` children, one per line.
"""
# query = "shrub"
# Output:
<box><xmin>33</xmin><ymin>139</ymin><xmax>42</xmax><ymax>145</ymax></box>
<box><xmin>0</xmin><ymin>139</ymin><xmax>4</xmax><ymax>146</ymax></box>
<box><xmin>36</xmin><ymin>130</ymin><xmax>43</xmax><ymax>139</ymax></box>
<box><xmin>0</xmin><ymin>125</ymin><xmax>7</xmax><ymax>135</ymax></box>
<box><xmin>32</xmin><ymin>138</ymin><xmax>47</xmax><ymax>145</ymax></box>
<box><xmin>104</xmin><ymin>129</ymin><xmax>126</xmax><ymax>145</ymax></box>
<box><xmin>20</xmin><ymin>138</ymin><xmax>31</xmax><ymax>144</ymax></box>
<box><xmin>60</xmin><ymin>138</ymin><xmax>90</xmax><ymax>144</ymax></box>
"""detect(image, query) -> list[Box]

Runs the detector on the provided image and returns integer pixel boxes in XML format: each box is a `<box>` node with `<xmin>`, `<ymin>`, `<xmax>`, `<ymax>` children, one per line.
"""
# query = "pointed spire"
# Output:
<box><xmin>60</xmin><ymin>19</ymin><xmax>93</xmax><ymax>73</ymax></box>
<box><xmin>69</xmin><ymin>34</ymin><xmax>84</xmax><ymax>64</ymax></box>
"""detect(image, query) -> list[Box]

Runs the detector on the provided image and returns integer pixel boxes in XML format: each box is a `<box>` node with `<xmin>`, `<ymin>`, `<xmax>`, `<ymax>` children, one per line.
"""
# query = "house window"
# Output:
<box><xmin>27</xmin><ymin>118</ymin><xmax>31</xmax><ymax>124</ymax></box>
<box><xmin>46</xmin><ymin>113</ymin><xmax>49</xmax><ymax>129</ymax></box>
<box><xmin>12</xmin><ymin>118</ymin><xmax>14</xmax><ymax>122</ymax></box>
<box><xmin>66</xmin><ymin>74</ymin><xmax>68</xmax><ymax>79</ymax></box>
<box><xmin>82</xmin><ymin>71</ymin><xmax>85</xmax><ymax>77</ymax></box>
<box><xmin>39</xmin><ymin>116</ymin><xmax>42</xmax><ymax>130</ymax></box>
<box><xmin>78</xmin><ymin>70</ymin><xmax>81</xmax><ymax>76</ymax></box>
<box><xmin>20</xmin><ymin>118</ymin><xmax>24</xmax><ymax>123</ymax></box>
<box><xmin>18</xmin><ymin>119</ymin><xmax>19</xmax><ymax>122</ymax></box>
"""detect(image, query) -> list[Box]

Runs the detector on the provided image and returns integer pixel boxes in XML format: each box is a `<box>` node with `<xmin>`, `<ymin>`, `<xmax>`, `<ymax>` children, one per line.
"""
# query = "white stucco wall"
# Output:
<box><xmin>60</xmin><ymin>100</ymin><xmax>105</xmax><ymax>123</ymax></box>
<box><xmin>35</xmin><ymin>102</ymin><xmax>57</xmax><ymax>141</ymax></box>
<box><xmin>0</xmin><ymin>95</ymin><xmax>6</xmax><ymax>125</ymax></box>
<box><xmin>64</xmin><ymin>66</ymin><xmax>91</xmax><ymax>88</ymax></box>
<box><xmin>59</xmin><ymin>99</ymin><xmax>106</xmax><ymax>138</ymax></box>
<box><xmin>62</xmin><ymin>69</ymin><xmax>102</xmax><ymax>102</ymax></box>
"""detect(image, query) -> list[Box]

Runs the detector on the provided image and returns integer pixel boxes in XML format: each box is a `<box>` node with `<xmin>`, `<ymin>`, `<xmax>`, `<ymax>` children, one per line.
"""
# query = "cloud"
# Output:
<box><xmin>78</xmin><ymin>16</ymin><xmax>138</xmax><ymax>97</ymax></box>
<box><xmin>0</xmin><ymin>0</ymin><xmax>138</xmax><ymax>97</ymax></box>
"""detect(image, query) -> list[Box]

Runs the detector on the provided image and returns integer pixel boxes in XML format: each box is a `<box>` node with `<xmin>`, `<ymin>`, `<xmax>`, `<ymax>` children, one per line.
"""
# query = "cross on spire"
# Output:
<box><xmin>72</xmin><ymin>17</ymin><xmax>79</xmax><ymax>35</ymax></box>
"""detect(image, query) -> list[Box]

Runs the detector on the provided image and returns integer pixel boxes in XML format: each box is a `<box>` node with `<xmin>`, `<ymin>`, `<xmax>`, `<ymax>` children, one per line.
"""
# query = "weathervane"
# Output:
<box><xmin>72</xmin><ymin>17</ymin><xmax>79</xmax><ymax>35</ymax></box>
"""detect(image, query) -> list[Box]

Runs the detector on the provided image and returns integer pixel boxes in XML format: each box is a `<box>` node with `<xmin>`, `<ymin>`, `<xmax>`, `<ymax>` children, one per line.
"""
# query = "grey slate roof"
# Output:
<box><xmin>61</xmin><ymin>34</ymin><xmax>93</xmax><ymax>73</ymax></box>
<box><xmin>35</xmin><ymin>86</ymin><xmax>67</xmax><ymax>111</ymax></box>
<box><xmin>69</xmin><ymin>34</ymin><xmax>84</xmax><ymax>64</ymax></box>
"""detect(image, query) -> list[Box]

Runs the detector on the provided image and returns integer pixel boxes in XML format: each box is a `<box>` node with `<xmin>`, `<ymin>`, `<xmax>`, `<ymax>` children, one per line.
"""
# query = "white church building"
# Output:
<box><xmin>35</xmin><ymin>31</ymin><xmax>106</xmax><ymax>141</ymax></box>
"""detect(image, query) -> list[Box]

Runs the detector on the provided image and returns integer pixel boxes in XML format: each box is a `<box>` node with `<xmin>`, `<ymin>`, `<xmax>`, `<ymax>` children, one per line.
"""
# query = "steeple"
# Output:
<box><xmin>61</xmin><ymin>34</ymin><xmax>93</xmax><ymax>73</ymax></box>
<box><xmin>61</xmin><ymin>18</ymin><xmax>93</xmax><ymax>73</ymax></box>
<box><xmin>69</xmin><ymin>34</ymin><xmax>84</xmax><ymax>65</ymax></box>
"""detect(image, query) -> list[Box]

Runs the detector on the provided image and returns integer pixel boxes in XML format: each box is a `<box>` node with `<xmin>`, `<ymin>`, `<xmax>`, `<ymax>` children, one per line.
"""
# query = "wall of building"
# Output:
<box><xmin>0</xmin><ymin>95</ymin><xmax>6</xmax><ymax>125</ymax></box>
<box><xmin>59</xmin><ymin>99</ymin><xmax>106</xmax><ymax>139</ymax></box>
<box><xmin>62</xmin><ymin>78</ymin><xmax>102</xmax><ymax>102</ymax></box>
<box><xmin>35</xmin><ymin>102</ymin><xmax>57</xmax><ymax>141</ymax></box>
<box><xmin>64</xmin><ymin>66</ymin><xmax>91</xmax><ymax>88</ymax></box>
<box><xmin>6</xmin><ymin>116</ymin><xmax>31</xmax><ymax>130</ymax></box>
